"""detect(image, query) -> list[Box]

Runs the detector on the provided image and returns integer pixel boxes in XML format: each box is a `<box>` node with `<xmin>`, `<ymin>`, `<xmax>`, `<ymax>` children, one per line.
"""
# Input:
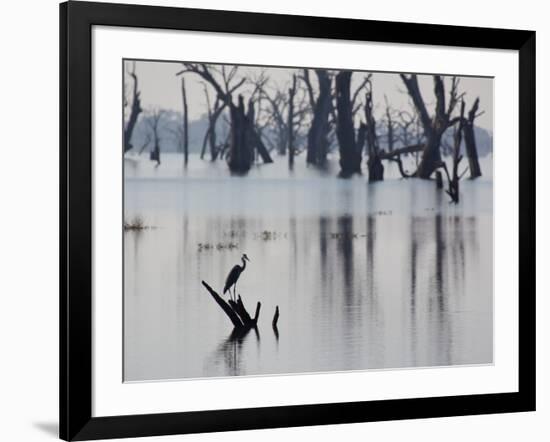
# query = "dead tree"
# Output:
<box><xmin>124</xmin><ymin>62</ymin><xmax>143</xmax><ymax>153</ymax></box>
<box><xmin>177</xmin><ymin>63</ymin><xmax>273</xmax><ymax>173</ymax></box>
<box><xmin>396</xmin><ymin>110</ymin><xmax>416</xmax><ymax>148</ymax></box>
<box><xmin>256</xmin><ymin>73</ymin><xmax>307</xmax><ymax>166</ymax></box>
<box><xmin>383</xmin><ymin>96</ymin><xmax>396</xmax><ymax>152</ymax></box>
<box><xmin>228</xmin><ymin>96</ymin><xmax>255</xmax><ymax>172</ymax></box>
<box><xmin>245</xmin><ymin>72</ymin><xmax>270</xmax><ymax>163</ymax></box>
<box><xmin>145</xmin><ymin>109</ymin><xmax>164</xmax><ymax>166</ymax></box>
<box><xmin>264</xmin><ymin>90</ymin><xmax>288</xmax><ymax>154</ymax></box>
<box><xmin>304</xmin><ymin>69</ymin><xmax>332</xmax><ymax>166</ymax></box>
<box><xmin>201</xmin><ymin>84</ymin><xmax>224</xmax><ymax>161</ymax></box>
<box><xmin>288</xmin><ymin>74</ymin><xmax>297</xmax><ymax>168</ymax></box>
<box><xmin>396</xmin><ymin>109</ymin><xmax>424</xmax><ymax>168</ymax></box>
<box><xmin>181</xmin><ymin>78</ymin><xmax>189</xmax><ymax>165</ymax></box>
<box><xmin>379</xmin><ymin>107</ymin><xmax>423</xmax><ymax>178</ymax></box>
<box><xmin>377</xmin><ymin>96</ymin><xmax>420</xmax><ymax>176</ymax></box>
<box><xmin>463</xmin><ymin>97</ymin><xmax>483</xmax><ymax>179</ymax></box>
<box><xmin>252</xmin><ymin>75</ymin><xmax>288</xmax><ymax>155</ymax></box>
<box><xmin>201</xmin><ymin>281</ymin><xmax>261</xmax><ymax>330</ymax></box>
<box><xmin>400</xmin><ymin>74</ymin><xmax>462</xmax><ymax>178</ymax></box>
<box><xmin>396</xmin><ymin>109</ymin><xmax>424</xmax><ymax>166</ymax></box>
<box><xmin>439</xmin><ymin>101</ymin><xmax>468</xmax><ymax>203</ymax></box>
<box><xmin>364</xmin><ymin>79</ymin><xmax>384</xmax><ymax>182</ymax></box>
<box><xmin>351</xmin><ymin>75</ymin><xmax>371</xmax><ymax>119</ymax></box>
<box><xmin>335</xmin><ymin>71</ymin><xmax>363</xmax><ymax>177</ymax></box>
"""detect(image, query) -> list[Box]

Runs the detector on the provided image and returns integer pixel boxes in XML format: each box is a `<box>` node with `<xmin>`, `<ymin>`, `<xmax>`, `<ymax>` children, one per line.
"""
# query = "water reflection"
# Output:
<box><xmin>124</xmin><ymin>154</ymin><xmax>493</xmax><ymax>381</ymax></box>
<box><xmin>209</xmin><ymin>326</ymin><xmax>260</xmax><ymax>377</ymax></box>
<box><xmin>338</xmin><ymin>215</ymin><xmax>354</xmax><ymax>299</ymax></box>
<box><xmin>409</xmin><ymin>217</ymin><xmax>419</xmax><ymax>366</ymax></box>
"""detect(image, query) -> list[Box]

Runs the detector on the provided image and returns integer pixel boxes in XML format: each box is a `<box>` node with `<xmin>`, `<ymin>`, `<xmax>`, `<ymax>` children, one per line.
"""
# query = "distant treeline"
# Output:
<box><xmin>129</xmin><ymin>109</ymin><xmax>493</xmax><ymax>158</ymax></box>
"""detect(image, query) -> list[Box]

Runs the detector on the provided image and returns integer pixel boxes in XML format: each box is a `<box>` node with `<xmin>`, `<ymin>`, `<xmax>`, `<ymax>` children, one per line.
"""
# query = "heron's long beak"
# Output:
<box><xmin>245</xmin><ymin>255</ymin><xmax>251</xmax><ymax>262</ymax></box>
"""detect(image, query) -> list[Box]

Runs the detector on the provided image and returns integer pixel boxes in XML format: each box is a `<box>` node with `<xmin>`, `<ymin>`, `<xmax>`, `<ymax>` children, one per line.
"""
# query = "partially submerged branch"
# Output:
<box><xmin>201</xmin><ymin>280</ymin><xmax>261</xmax><ymax>330</ymax></box>
<box><xmin>379</xmin><ymin>143</ymin><xmax>424</xmax><ymax>160</ymax></box>
<box><xmin>201</xmin><ymin>281</ymin><xmax>244</xmax><ymax>328</ymax></box>
<box><xmin>379</xmin><ymin>143</ymin><xmax>424</xmax><ymax>179</ymax></box>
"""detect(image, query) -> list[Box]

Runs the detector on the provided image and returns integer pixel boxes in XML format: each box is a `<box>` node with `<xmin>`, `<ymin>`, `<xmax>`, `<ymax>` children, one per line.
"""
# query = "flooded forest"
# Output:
<box><xmin>123</xmin><ymin>60</ymin><xmax>493</xmax><ymax>381</ymax></box>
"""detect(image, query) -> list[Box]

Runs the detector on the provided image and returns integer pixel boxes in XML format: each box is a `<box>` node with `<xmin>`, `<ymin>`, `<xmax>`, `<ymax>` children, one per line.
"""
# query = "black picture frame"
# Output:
<box><xmin>60</xmin><ymin>1</ymin><xmax>536</xmax><ymax>440</ymax></box>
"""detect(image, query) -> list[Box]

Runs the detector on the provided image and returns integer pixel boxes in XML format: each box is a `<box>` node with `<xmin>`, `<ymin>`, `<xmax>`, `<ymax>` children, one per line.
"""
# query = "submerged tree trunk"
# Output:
<box><xmin>146</xmin><ymin>110</ymin><xmax>164</xmax><ymax>166</ymax></box>
<box><xmin>177</xmin><ymin>63</ymin><xmax>272</xmax><ymax>173</ymax></box>
<box><xmin>357</xmin><ymin>123</ymin><xmax>366</xmax><ymax>161</ymax></box>
<box><xmin>415</xmin><ymin>128</ymin><xmax>445</xmax><ymax>178</ymax></box>
<box><xmin>441</xmin><ymin>101</ymin><xmax>466</xmax><ymax>203</ymax></box>
<box><xmin>181</xmin><ymin>78</ymin><xmax>189</xmax><ymax>165</ymax></box>
<box><xmin>228</xmin><ymin>96</ymin><xmax>253</xmax><ymax>173</ymax></box>
<box><xmin>385</xmin><ymin>99</ymin><xmax>395</xmax><ymax>153</ymax></box>
<box><xmin>335</xmin><ymin>71</ymin><xmax>362</xmax><ymax>177</ymax></box>
<box><xmin>150</xmin><ymin>143</ymin><xmax>160</xmax><ymax>164</ymax></box>
<box><xmin>364</xmin><ymin>86</ymin><xmax>384</xmax><ymax>182</ymax></box>
<box><xmin>288</xmin><ymin>74</ymin><xmax>297</xmax><ymax>169</ymax></box>
<box><xmin>306</xmin><ymin>70</ymin><xmax>332</xmax><ymax>166</ymax></box>
<box><xmin>150</xmin><ymin>131</ymin><xmax>161</xmax><ymax>166</ymax></box>
<box><xmin>201</xmin><ymin>86</ymin><xmax>226</xmax><ymax>161</ymax></box>
<box><xmin>227</xmin><ymin>96</ymin><xmax>273</xmax><ymax>173</ymax></box>
<box><xmin>463</xmin><ymin>97</ymin><xmax>482</xmax><ymax>179</ymax></box>
<box><xmin>208</xmin><ymin>117</ymin><xmax>218</xmax><ymax>161</ymax></box>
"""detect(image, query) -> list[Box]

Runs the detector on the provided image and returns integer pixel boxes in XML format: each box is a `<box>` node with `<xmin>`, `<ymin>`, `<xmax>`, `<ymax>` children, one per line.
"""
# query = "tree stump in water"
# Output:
<box><xmin>201</xmin><ymin>280</ymin><xmax>261</xmax><ymax>330</ymax></box>
<box><xmin>435</xmin><ymin>171</ymin><xmax>444</xmax><ymax>189</ymax></box>
<box><xmin>272</xmin><ymin>306</ymin><xmax>279</xmax><ymax>328</ymax></box>
<box><xmin>272</xmin><ymin>306</ymin><xmax>280</xmax><ymax>339</ymax></box>
<box><xmin>227</xmin><ymin>96</ymin><xmax>273</xmax><ymax>174</ymax></box>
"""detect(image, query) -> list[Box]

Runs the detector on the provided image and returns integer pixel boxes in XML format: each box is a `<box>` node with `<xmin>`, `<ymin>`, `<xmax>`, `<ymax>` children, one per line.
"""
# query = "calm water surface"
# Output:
<box><xmin>124</xmin><ymin>153</ymin><xmax>493</xmax><ymax>381</ymax></box>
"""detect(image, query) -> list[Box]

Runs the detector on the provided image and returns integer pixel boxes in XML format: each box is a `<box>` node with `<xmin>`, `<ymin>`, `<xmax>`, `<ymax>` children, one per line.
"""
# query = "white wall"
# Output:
<box><xmin>0</xmin><ymin>0</ymin><xmax>546</xmax><ymax>440</ymax></box>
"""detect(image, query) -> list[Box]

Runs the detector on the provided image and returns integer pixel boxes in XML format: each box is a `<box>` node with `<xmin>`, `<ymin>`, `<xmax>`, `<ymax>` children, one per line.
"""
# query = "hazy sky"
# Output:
<box><xmin>125</xmin><ymin>59</ymin><xmax>493</xmax><ymax>131</ymax></box>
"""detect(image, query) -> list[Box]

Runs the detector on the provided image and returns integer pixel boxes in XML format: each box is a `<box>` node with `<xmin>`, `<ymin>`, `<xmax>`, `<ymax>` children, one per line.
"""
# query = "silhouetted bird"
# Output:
<box><xmin>223</xmin><ymin>254</ymin><xmax>250</xmax><ymax>302</ymax></box>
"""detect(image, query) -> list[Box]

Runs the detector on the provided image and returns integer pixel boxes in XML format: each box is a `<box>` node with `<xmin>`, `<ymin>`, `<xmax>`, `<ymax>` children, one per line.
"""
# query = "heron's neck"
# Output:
<box><xmin>241</xmin><ymin>257</ymin><xmax>247</xmax><ymax>270</ymax></box>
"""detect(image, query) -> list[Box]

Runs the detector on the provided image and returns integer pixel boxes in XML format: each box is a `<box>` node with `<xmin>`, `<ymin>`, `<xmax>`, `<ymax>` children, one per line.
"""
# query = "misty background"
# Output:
<box><xmin>124</xmin><ymin>60</ymin><xmax>493</xmax><ymax>157</ymax></box>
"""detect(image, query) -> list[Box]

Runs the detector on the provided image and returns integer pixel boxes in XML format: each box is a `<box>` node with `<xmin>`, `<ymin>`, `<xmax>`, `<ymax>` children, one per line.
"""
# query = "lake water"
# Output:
<box><xmin>123</xmin><ymin>153</ymin><xmax>493</xmax><ymax>381</ymax></box>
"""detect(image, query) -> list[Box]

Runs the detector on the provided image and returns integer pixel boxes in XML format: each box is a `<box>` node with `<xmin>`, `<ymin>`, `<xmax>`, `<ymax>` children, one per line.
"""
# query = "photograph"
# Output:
<box><xmin>122</xmin><ymin>59</ymin><xmax>494</xmax><ymax>382</ymax></box>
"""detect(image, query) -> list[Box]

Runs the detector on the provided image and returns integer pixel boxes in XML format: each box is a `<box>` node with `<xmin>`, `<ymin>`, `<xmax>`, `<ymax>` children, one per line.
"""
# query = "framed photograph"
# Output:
<box><xmin>60</xmin><ymin>1</ymin><xmax>535</xmax><ymax>440</ymax></box>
